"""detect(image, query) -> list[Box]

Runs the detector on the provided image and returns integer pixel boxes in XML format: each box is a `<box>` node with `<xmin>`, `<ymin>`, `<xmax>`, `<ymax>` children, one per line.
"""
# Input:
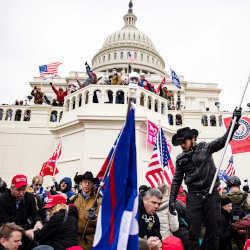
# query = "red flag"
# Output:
<box><xmin>224</xmin><ymin>116</ymin><xmax>250</xmax><ymax>154</ymax></box>
<box><xmin>40</xmin><ymin>143</ymin><xmax>62</xmax><ymax>177</ymax></box>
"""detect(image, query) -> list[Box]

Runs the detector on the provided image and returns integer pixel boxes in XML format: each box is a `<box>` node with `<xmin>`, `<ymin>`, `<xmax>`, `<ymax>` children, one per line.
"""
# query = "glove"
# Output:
<box><xmin>233</xmin><ymin>107</ymin><xmax>242</xmax><ymax>123</ymax></box>
<box><xmin>85</xmin><ymin>61</ymin><xmax>88</xmax><ymax>66</ymax></box>
<box><xmin>169</xmin><ymin>201</ymin><xmax>177</xmax><ymax>215</ymax></box>
<box><xmin>50</xmin><ymin>82</ymin><xmax>53</xmax><ymax>86</ymax></box>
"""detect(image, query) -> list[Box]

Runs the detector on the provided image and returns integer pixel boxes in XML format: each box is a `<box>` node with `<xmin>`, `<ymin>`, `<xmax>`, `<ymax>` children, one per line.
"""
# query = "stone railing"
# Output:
<box><xmin>0</xmin><ymin>105</ymin><xmax>63</xmax><ymax>124</ymax></box>
<box><xmin>64</xmin><ymin>84</ymin><xmax>184</xmax><ymax>126</ymax></box>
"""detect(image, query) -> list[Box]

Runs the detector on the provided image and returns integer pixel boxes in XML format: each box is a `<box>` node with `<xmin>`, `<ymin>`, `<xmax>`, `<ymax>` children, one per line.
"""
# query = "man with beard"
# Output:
<box><xmin>0</xmin><ymin>175</ymin><xmax>42</xmax><ymax>249</ymax></box>
<box><xmin>168</xmin><ymin>108</ymin><xmax>242</xmax><ymax>250</ymax></box>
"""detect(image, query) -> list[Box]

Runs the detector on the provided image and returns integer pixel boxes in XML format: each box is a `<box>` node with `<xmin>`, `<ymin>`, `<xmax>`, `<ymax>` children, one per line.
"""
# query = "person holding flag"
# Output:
<box><xmin>169</xmin><ymin>108</ymin><xmax>242</xmax><ymax>250</ymax></box>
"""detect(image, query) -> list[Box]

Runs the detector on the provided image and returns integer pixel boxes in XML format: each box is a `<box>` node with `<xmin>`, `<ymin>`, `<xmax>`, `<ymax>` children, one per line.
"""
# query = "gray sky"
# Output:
<box><xmin>0</xmin><ymin>0</ymin><xmax>249</xmax><ymax>111</ymax></box>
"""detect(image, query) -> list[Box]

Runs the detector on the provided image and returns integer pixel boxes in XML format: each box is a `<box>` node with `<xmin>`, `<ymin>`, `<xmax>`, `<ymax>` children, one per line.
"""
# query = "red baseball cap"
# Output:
<box><xmin>11</xmin><ymin>175</ymin><xmax>27</xmax><ymax>189</ymax></box>
<box><xmin>43</xmin><ymin>195</ymin><xmax>67</xmax><ymax>209</ymax></box>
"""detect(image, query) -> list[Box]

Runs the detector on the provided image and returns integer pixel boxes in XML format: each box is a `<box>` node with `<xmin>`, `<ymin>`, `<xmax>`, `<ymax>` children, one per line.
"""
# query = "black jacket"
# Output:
<box><xmin>34</xmin><ymin>206</ymin><xmax>78</xmax><ymax>250</ymax></box>
<box><xmin>170</xmin><ymin>123</ymin><xmax>239</xmax><ymax>200</ymax></box>
<box><xmin>0</xmin><ymin>190</ymin><xmax>40</xmax><ymax>229</ymax></box>
<box><xmin>219</xmin><ymin>208</ymin><xmax>232</xmax><ymax>250</ymax></box>
<box><xmin>138</xmin><ymin>198</ymin><xmax>162</xmax><ymax>240</ymax></box>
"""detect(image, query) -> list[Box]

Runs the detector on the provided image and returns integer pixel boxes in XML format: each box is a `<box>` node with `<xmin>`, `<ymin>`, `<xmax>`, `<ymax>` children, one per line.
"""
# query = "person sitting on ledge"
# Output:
<box><xmin>50</xmin><ymin>82</ymin><xmax>67</xmax><ymax>106</ymax></box>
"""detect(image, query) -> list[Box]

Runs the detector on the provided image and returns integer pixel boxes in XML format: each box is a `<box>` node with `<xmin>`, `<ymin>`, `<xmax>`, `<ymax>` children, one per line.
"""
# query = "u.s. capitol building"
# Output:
<box><xmin>0</xmin><ymin>1</ymin><xmax>249</xmax><ymax>186</ymax></box>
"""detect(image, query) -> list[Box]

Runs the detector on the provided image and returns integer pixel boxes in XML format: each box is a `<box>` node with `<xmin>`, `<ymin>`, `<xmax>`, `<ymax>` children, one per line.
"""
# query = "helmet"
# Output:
<box><xmin>227</xmin><ymin>176</ymin><xmax>241</xmax><ymax>187</ymax></box>
<box><xmin>129</xmin><ymin>72</ymin><xmax>140</xmax><ymax>80</ymax></box>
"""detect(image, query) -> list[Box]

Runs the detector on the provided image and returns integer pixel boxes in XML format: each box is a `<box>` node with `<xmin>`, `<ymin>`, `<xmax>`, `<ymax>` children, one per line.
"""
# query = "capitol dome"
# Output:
<box><xmin>92</xmin><ymin>1</ymin><xmax>165</xmax><ymax>75</ymax></box>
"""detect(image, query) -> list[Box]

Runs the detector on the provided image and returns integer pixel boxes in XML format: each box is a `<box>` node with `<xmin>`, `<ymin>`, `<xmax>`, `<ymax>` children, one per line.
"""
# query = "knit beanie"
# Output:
<box><xmin>221</xmin><ymin>196</ymin><xmax>232</xmax><ymax>207</ymax></box>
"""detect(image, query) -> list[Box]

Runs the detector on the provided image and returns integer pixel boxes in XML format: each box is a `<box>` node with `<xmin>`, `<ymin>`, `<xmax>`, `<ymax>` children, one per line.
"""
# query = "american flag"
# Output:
<box><xmin>225</xmin><ymin>155</ymin><xmax>235</xmax><ymax>177</ymax></box>
<box><xmin>128</xmin><ymin>52</ymin><xmax>134</xmax><ymax>64</ymax></box>
<box><xmin>39</xmin><ymin>62</ymin><xmax>62</xmax><ymax>78</ymax></box>
<box><xmin>146</xmin><ymin>128</ymin><xmax>175</xmax><ymax>188</ymax></box>
<box><xmin>170</xmin><ymin>68</ymin><xmax>181</xmax><ymax>89</ymax></box>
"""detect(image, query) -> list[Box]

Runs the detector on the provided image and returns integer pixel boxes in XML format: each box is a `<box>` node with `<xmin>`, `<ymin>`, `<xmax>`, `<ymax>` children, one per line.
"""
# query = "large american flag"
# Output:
<box><xmin>39</xmin><ymin>62</ymin><xmax>62</xmax><ymax>78</ymax></box>
<box><xmin>146</xmin><ymin>128</ymin><xmax>175</xmax><ymax>188</ymax></box>
<box><xmin>225</xmin><ymin>155</ymin><xmax>235</xmax><ymax>177</ymax></box>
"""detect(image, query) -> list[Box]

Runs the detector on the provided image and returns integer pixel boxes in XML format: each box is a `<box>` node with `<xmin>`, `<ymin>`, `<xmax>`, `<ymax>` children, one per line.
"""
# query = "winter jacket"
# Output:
<box><xmin>74</xmin><ymin>190</ymin><xmax>102</xmax><ymax>250</ymax></box>
<box><xmin>170</xmin><ymin>123</ymin><xmax>239</xmax><ymax>201</ymax></box>
<box><xmin>157</xmin><ymin>196</ymin><xmax>179</xmax><ymax>240</ymax></box>
<box><xmin>219</xmin><ymin>208</ymin><xmax>232</xmax><ymax>250</ymax></box>
<box><xmin>31</xmin><ymin>89</ymin><xmax>44</xmax><ymax>104</ymax></box>
<box><xmin>59</xmin><ymin>177</ymin><xmax>75</xmax><ymax>199</ymax></box>
<box><xmin>0</xmin><ymin>189</ymin><xmax>40</xmax><ymax>229</ymax></box>
<box><xmin>34</xmin><ymin>206</ymin><xmax>78</xmax><ymax>250</ymax></box>
<box><xmin>138</xmin><ymin>198</ymin><xmax>162</xmax><ymax>241</ymax></box>
<box><xmin>52</xmin><ymin>85</ymin><xmax>67</xmax><ymax>104</ymax></box>
<box><xmin>111</xmin><ymin>74</ymin><xmax>121</xmax><ymax>85</ymax></box>
<box><xmin>0</xmin><ymin>244</ymin><xmax>6</xmax><ymax>250</ymax></box>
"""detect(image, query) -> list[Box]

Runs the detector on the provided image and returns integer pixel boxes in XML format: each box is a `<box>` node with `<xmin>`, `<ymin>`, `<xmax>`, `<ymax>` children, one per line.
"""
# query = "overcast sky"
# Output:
<box><xmin>0</xmin><ymin>0</ymin><xmax>249</xmax><ymax>111</ymax></box>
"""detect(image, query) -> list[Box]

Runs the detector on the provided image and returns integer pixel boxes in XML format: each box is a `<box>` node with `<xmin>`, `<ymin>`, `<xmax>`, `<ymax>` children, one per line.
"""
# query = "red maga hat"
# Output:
<box><xmin>11</xmin><ymin>175</ymin><xmax>27</xmax><ymax>189</ymax></box>
<box><xmin>43</xmin><ymin>195</ymin><xmax>67</xmax><ymax>209</ymax></box>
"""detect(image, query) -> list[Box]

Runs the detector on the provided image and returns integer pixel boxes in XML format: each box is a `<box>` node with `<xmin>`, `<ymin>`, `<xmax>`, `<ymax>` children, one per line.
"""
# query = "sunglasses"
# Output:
<box><xmin>35</xmin><ymin>184</ymin><xmax>42</xmax><ymax>187</ymax></box>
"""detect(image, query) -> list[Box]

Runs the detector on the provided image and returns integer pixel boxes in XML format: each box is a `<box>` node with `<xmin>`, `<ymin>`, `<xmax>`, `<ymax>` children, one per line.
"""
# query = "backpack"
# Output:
<box><xmin>232</xmin><ymin>192</ymin><xmax>248</xmax><ymax>222</ymax></box>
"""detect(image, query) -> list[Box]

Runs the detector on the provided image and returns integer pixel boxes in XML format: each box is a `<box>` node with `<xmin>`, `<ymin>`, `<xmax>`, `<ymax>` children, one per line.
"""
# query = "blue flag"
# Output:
<box><xmin>93</xmin><ymin>108</ymin><xmax>138</xmax><ymax>250</ymax></box>
<box><xmin>171</xmin><ymin>69</ymin><xmax>181</xmax><ymax>89</ymax></box>
<box><xmin>218</xmin><ymin>170</ymin><xmax>229</xmax><ymax>183</ymax></box>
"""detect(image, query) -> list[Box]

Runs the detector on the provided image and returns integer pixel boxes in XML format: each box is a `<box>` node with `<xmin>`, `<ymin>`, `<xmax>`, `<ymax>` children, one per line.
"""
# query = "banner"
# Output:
<box><xmin>224</xmin><ymin>116</ymin><xmax>250</xmax><ymax>154</ymax></box>
<box><xmin>147</xmin><ymin>120</ymin><xmax>159</xmax><ymax>145</ymax></box>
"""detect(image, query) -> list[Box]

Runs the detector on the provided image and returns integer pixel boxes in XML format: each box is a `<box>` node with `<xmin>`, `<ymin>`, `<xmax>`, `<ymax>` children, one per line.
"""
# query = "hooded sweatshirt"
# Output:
<box><xmin>60</xmin><ymin>177</ymin><xmax>75</xmax><ymax>199</ymax></box>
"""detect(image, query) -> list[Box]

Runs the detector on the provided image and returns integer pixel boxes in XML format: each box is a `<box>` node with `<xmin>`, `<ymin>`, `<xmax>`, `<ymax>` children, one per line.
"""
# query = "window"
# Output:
<box><xmin>176</xmin><ymin>114</ymin><xmax>182</xmax><ymax>125</ymax></box>
<box><xmin>147</xmin><ymin>96</ymin><xmax>152</xmax><ymax>110</ymax></box>
<box><xmin>134</xmin><ymin>52</ymin><xmax>137</xmax><ymax>60</ymax></box>
<box><xmin>219</xmin><ymin>115</ymin><xmax>223</xmax><ymax>127</ymax></box>
<box><xmin>114</xmin><ymin>53</ymin><xmax>117</xmax><ymax>60</ymax></box>
<box><xmin>50</xmin><ymin>111</ymin><xmax>58</xmax><ymax>122</ymax></box>
<box><xmin>141</xmin><ymin>53</ymin><xmax>143</xmax><ymax>61</ymax></box>
<box><xmin>78</xmin><ymin>95</ymin><xmax>82</xmax><ymax>107</ymax></box>
<box><xmin>59</xmin><ymin>111</ymin><xmax>63</xmax><ymax>122</ymax></box>
<box><xmin>120</xmin><ymin>52</ymin><xmax>124</xmax><ymax>60</ymax></box>
<box><xmin>202</xmin><ymin>115</ymin><xmax>208</xmax><ymax>126</ymax></box>
<box><xmin>116</xmin><ymin>91</ymin><xmax>124</xmax><ymax>104</ymax></box>
<box><xmin>147</xmin><ymin>55</ymin><xmax>149</xmax><ymax>62</ymax></box>
<box><xmin>0</xmin><ymin>109</ymin><xmax>3</xmax><ymax>120</ymax></box>
<box><xmin>14</xmin><ymin>110</ymin><xmax>22</xmax><ymax>121</ymax></box>
<box><xmin>168</xmin><ymin>114</ymin><xmax>173</xmax><ymax>125</ymax></box>
<box><xmin>103</xmin><ymin>55</ymin><xmax>105</xmax><ymax>62</ymax></box>
<box><xmin>24</xmin><ymin>110</ymin><xmax>31</xmax><ymax>121</ymax></box>
<box><xmin>108</xmin><ymin>54</ymin><xmax>111</xmax><ymax>61</ymax></box>
<box><xmin>140</xmin><ymin>93</ymin><xmax>145</xmax><ymax>106</ymax></box>
<box><xmin>210</xmin><ymin>115</ymin><xmax>217</xmax><ymax>126</ymax></box>
<box><xmin>5</xmin><ymin>109</ymin><xmax>12</xmax><ymax>121</ymax></box>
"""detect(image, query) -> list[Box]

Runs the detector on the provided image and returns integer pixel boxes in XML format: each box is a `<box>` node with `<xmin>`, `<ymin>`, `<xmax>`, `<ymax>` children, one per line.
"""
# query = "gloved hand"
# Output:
<box><xmin>49</xmin><ymin>82</ymin><xmax>53</xmax><ymax>86</ymax></box>
<box><xmin>169</xmin><ymin>201</ymin><xmax>177</xmax><ymax>215</ymax></box>
<box><xmin>233</xmin><ymin>107</ymin><xmax>242</xmax><ymax>123</ymax></box>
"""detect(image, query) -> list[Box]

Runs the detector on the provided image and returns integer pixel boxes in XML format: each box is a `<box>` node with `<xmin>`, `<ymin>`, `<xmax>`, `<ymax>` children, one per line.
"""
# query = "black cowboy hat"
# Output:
<box><xmin>172</xmin><ymin>127</ymin><xmax>199</xmax><ymax>146</ymax></box>
<box><xmin>74</xmin><ymin>171</ymin><xmax>99</xmax><ymax>185</ymax></box>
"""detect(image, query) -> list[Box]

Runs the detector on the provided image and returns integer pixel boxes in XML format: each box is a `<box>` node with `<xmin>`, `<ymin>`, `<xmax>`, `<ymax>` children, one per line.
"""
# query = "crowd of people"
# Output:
<box><xmin>28</xmin><ymin>63</ymin><xmax>181</xmax><ymax>110</ymax></box>
<box><xmin>0</xmin><ymin>171</ymin><xmax>249</xmax><ymax>250</ymax></box>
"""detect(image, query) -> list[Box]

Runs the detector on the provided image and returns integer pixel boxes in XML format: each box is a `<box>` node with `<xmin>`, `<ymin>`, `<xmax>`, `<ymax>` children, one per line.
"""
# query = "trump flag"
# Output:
<box><xmin>224</xmin><ymin>116</ymin><xmax>250</xmax><ymax>154</ymax></box>
<box><xmin>93</xmin><ymin>108</ymin><xmax>138</xmax><ymax>250</ymax></box>
<box><xmin>147</xmin><ymin>120</ymin><xmax>159</xmax><ymax>145</ymax></box>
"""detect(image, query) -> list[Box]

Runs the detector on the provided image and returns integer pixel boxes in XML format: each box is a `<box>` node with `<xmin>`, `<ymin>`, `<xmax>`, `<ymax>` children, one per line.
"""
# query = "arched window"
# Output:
<box><xmin>93</xmin><ymin>90</ymin><xmax>101</xmax><ymax>103</ymax></box>
<box><xmin>176</xmin><ymin>114</ymin><xmax>182</xmax><ymax>125</ymax></box>
<box><xmin>108</xmin><ymin>54</ymin><xmax>111</xmax><ymax>61</ymax></box>
<box><xmin>118</xmin><ymin>34</ymin><xmax>120</xmax><ymax>40</ymax></box>
<box><xmin>120</xmin><ymin>52</ymin><xmax>124</xmax><ymax>60</ymax></box>
<box><xmin>141</xmin><ymin>53</ymin><xmax>143</xmax><ymax>61</ymax></box>
<box><xmin>72</xmin><ymin>97</ymin><xmax>76</xmax><ymax>110</ymax></box>
<box><xmin>152</xmin><ymin>57</ymin><xmax>154</xmax><ymax>64</ymax></box>
<box><xmin>105</xmin><ymin>90</ymin><xmax>113</xmax><ymax>104</ymax></box>
<box><xmin>128</xmin><ymin>33</ymin><xmax>130</xmax><ymax>39</ymax></box>
<box><xmin>202</xmin><ymin>115</ymin><xmax>208</xmax><ymax>126</ymax></box>
<box><xmin>148</xmin><ymin>96</ymin><xmax>152</xmax><ymax>110</ymax></box>
<box><xmin>154</xmin><ymin>100</ymin><xmax>158</xmax><ymax>112</ymax></box>
<box><xmin>134</xmin><ymin>52</ymin><xmax>137</xmax><ymax>60</ymax></box>
<box><xmin>114</xmin><ymin>53</ymin><xmax>117</xmax><ymax>60</ymax></box>
<box><xmin>50</xmin><ymin>111</ymin><xmax>58</xmax><ymax>122</ymax></box>
<box><xmin>14</xmin><ymin>110</ymin><xmax>22</xmax><ymax>121</ymax></box>
<box><xmin>133</xmin><ymin>33</ymin><xmax>136</xmax><ymax>40</ymax></box>
<box><xmin>0</xmin><ymin>109</ymin><xmax>3</xmax><ymax>120</ymax></box>
<box><xmin>147</xmin><ymin>55</ymin><xmax>149</xmax><ymax>62</ymax></box>
<box><xmin>168</xmin><ymin>114</ymin><xmax>173</xmax><ymax>126</ymax></box>
<box><xmin>85</xmin><ymin>91</ymin><xmax>89</xmax><ymax>104</ymax></box>
<box><xmin>161</xmin><ymin>103</ymin><xmax>165</xmax><ymax>115</ymax></box>
<box><xmin>123</xmin><ymin>33</ymin><xmax>125</xmax><ymax>39</ymax></box>
<box><xmin>5</xmin><ymin>109</ymin><xmax>12</xmax><ymax>121</ymax></box>
<box><xmin>140</xmin><ymin>93</ymin><xmax>145</xmax><ymax>106</ymax></box>
<box><xmin>24</xmin><ymin>110</ymin><xmax>31</xmax><ymax>121</ymax></box>
<box><xmin>219</xmin><ymin>115</ymin><xmax>223</xmax><ymax>127</ymax></box>
<box><xmin>78</xmin><ymin>94</ymin><xmax>82</xmax><ymax>107</ymax></box>
<box><xmin>210</xmin><ymin>115</ymin><xmax>217</xmax><ymax>126</ymax></box>
<box><xmin>98</xmin><ymin>57</ymin><xmax>101</xmax><ymax>63</ymax></box>
<box><xmin>59</xmin><ymin>111</ymin><xmax>63</xmax><ymax>122</ymax></box>
<box><xmin>103</xmin><ymin>55</ymin><xmax>105</xmax><ymax>62</ymax></box>
<box><xmin>116</xmin><ymin>91</ymin><xmax>124</xmax><ymax>104</ymax></box>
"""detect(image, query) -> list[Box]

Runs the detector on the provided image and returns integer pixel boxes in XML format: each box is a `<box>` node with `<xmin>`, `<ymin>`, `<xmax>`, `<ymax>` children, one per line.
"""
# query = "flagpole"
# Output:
<box><xmin>209</xmin><ymin>75</ymin><xmax>250</xmax><ymax>194</ymax></box>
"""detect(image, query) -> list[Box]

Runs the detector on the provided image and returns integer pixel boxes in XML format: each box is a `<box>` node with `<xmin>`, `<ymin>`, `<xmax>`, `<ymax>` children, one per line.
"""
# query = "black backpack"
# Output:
<box><xmin>232</xmin><ymin>192</ymin><xmax>248</xmax><ymax>222</ymax></box>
